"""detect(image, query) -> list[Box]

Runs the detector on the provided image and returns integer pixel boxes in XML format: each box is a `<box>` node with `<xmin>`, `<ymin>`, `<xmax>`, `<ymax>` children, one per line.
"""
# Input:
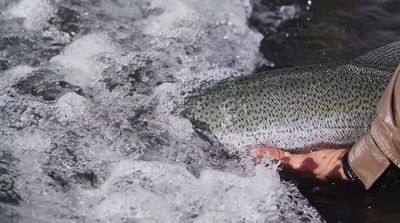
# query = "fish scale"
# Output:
<box><xmin>183</xmin><ymin>42</ymin><xmax>400</xmax><ymax>150</ymax></box>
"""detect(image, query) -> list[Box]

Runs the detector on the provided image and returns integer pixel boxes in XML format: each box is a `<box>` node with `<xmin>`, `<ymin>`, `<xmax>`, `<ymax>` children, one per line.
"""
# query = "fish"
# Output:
<box><xmin>183</xmin><ymin>41</ymin><xmax>400</xmax><ymax>151</ymax></box>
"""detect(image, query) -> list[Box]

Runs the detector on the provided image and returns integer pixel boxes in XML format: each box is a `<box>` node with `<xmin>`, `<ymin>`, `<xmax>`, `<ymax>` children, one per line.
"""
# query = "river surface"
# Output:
<box><xmin>0</xmin><ymin>0</ymin><xmax>399</xmax><ymax>223</ymax></box>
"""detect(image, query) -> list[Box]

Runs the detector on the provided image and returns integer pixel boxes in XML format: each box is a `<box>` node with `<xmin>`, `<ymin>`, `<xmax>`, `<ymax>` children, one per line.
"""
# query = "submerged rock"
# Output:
<box><xmin>13</xmin><ymin>68</ymin><xmax>84</xmax><ymax>102</ymax></box>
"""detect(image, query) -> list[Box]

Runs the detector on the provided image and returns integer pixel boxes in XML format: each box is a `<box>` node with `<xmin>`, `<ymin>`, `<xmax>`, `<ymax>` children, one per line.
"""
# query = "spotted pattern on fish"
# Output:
<box><xmin>183</xmin><ymin>49</ymin><xmax>398</xmax><ymax>151</ymax></box>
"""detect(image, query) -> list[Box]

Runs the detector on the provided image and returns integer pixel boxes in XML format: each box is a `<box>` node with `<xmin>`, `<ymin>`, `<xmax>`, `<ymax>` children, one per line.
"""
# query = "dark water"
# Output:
<box><xmin>252</xmin><ymin>0</ymin><xmax>400</xmax><ymax>69</ymax></box>
<box><xmin>251</xmin><ymin>0</ymin><xmax>400</xmax><ymax>222</ymax></box>
<box><xmin>281</xmin><ymin>171</ymin><xmax>400</xmax><ymax>223</ymax></box>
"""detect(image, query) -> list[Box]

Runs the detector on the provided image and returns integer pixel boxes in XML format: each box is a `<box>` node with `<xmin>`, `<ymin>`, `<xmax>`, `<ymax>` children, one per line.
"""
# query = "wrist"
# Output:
<box><xmin>342</xmin><ymin>151</ymin><xmax>364</xmax><ymax>187</ymax></box>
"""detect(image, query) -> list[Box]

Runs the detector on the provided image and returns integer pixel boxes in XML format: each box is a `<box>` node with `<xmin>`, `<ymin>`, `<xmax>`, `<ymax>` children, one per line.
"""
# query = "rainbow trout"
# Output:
<box><xmin>183</xmin><ymin>41</ymin><xmax>400</xmax><ymax>150</ymax></box>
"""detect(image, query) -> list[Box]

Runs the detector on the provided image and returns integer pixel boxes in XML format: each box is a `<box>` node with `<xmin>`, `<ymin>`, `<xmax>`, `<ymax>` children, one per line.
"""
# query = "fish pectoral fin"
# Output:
<box><xmin>194</xmin><ymin>127</ymin><xmax>217</xmax><ymax>144</ymax></box>
<box><xmin>353</xmin><ymin>41</ymin><xmax>400</xmax><ymax>70</ymax></box>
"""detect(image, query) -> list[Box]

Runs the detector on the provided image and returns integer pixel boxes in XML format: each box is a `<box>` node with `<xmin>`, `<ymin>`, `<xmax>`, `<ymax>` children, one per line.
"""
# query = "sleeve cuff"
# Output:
<box><xmin>342</xmin><ymin>152</ymin><xmax>363</xmax><ymax>187</ymax></box>
<box><xmin>348</xmin><ymin>133</ymin><xmax>390</xmax><ymax>189</ymax></box>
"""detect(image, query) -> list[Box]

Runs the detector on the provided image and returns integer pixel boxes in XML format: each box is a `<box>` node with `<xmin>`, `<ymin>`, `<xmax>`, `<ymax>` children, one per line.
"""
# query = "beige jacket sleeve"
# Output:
<box><xmin>349</xmin><ymin>65</ymin><xmax>400</xmax><ymax>189</ymax></box>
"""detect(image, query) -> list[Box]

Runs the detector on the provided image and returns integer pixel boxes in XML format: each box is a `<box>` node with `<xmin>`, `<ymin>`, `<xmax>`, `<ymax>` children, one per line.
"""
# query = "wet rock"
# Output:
<box><xmin>13</xmin><ymin>69</ymin><xmax>84</xmax><ymax>101</ymax></box>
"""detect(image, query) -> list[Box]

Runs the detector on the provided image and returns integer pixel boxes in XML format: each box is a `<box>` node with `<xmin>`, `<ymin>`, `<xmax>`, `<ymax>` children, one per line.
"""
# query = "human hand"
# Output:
<box><xmin>249</xmin><ymin>145</ymin><xmax>349</xmax><ymax>181</ymax></box>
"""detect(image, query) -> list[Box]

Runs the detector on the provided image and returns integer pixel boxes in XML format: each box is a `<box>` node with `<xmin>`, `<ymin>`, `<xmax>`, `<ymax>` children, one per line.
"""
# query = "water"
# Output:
<box><xmin>0</xmin><ymin>0</ymin><xmax>321</xmax><ymax>222</ymax></box>
<box><xmin>252</xmin><ymin>0</ymin><xmax>400</xmax><ymax>222</ymax></box>
<box><xmin>252</xmin><ymin>0</ymin><xmax>400</xmax><ymax>69</ymax></box>
<box><xmin>2</xmin><ymin>0</ymin><xmax>399</xmax><ymax>222</ymax></box>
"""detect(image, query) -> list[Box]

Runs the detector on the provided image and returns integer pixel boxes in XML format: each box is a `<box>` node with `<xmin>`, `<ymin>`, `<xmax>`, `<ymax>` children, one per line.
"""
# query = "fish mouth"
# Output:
<box><xmin>181</xmin><ymin>108</ymin><xmax>219</xmax><ymax>144</ymax></box>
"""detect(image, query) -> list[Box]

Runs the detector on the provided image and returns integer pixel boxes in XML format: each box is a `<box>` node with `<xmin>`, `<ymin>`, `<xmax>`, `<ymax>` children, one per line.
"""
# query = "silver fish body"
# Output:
<box><xmin>183</xmin><ymin>42</ymin><xmax>400</xmax><ymax>150</ymax></box>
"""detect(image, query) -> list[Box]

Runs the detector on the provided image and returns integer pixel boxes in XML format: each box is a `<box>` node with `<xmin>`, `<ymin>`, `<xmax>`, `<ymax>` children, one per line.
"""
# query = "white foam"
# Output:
<box><xmin>0</xmin><ymin>65</ymin><xmax>34</xmax><ymax>90</ymax></box>
<box><xmin>55</xmin><ymin>92</ymin><xmax>88</xmax><ymax>125</ymax></box>
<box><xmin>5</xmin><ymin>0</ymin><xmax>55</xmax><ymax>30</ymax></box>
<box><xmin>252</xmin><ymin>0</ymin><xmax>300</xmax><ymax>30</ymax></box>
<box><xmin>78</xmin><ymin>160</ymin><xmax>319</xmax><ymax>222</ymax></box>
<box><xmin>0</xmin><ymin>0</ymin><xmax>323</xmax><ymax>222</ymax></box>
<box><xmin>51</xmin><ymin>33</ymin><xmax>120</xmax><ymax>87</ymax></box>
<box><xmin>141</xmin><ymin>0</ymin><xmax>265</xmax><ymax>78</ymax></box>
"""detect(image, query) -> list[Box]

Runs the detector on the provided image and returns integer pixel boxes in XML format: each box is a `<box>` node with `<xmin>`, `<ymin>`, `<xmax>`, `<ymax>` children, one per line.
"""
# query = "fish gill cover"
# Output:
<box><xmin>0</xmin><ymin>0</ymin><xmax>322</xmax><ymax>222</ymax></box>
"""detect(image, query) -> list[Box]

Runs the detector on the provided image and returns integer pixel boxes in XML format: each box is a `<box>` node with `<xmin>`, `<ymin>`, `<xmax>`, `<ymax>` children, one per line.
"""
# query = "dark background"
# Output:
<box><xmin>252</xmin><ymin>0</ymin><xmax>400</xmax><ymax>70</ymax></box>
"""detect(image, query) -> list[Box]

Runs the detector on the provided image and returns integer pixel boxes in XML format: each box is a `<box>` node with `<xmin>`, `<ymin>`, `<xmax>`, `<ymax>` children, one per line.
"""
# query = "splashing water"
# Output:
<box><xmin>0</xmin><ymin>0</ymin><xmax>322</xmax><ymax>222</ymax></box>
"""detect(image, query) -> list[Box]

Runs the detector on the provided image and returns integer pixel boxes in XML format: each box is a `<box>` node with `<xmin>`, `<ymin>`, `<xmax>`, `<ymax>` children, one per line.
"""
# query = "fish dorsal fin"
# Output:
<box><xmin>353</xmin><ymin>41</ymin><xmax>400</xmax><ymax>70</ymax></box>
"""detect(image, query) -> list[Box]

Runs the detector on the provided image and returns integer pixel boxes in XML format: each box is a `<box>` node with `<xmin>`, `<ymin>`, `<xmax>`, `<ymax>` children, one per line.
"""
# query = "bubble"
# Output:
<box><xmin>0</xmin><ymin>0</ymin><xmax>322</xmax><ymax>222</ymax></box>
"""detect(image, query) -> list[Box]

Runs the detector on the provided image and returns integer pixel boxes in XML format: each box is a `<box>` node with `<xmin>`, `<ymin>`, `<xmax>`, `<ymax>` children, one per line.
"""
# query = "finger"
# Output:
<box><xmin>259</xmin><ymin>148</ymin><xmax>296</xmax><ymax>168</ymax></box>
<box><xmin>248</xmin><ymin>146</ymin><xmax>287</xmax><ymax>159</ymax></box>
<box><xmin>247</xmin><ymin>145</ymin><xmax>265</xmax><ymax>157</ymax></box>
<box><xmin>262</xmin><ymin>147</ymin><xmax>288</xmax><ymax>159</ymax></box>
